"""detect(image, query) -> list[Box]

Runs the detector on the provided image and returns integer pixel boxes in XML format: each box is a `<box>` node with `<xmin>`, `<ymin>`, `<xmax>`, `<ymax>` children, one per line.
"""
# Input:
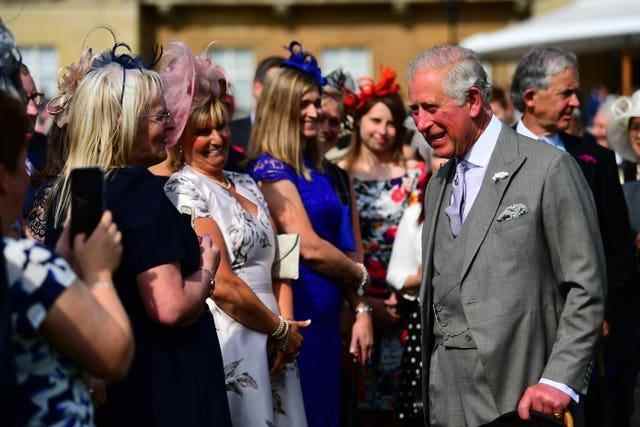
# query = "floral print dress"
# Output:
<box><xmin>352</xmin><ymin>162</ymin><xmax>426</xmax><ymax>412</ymax></box>
<box><xmin>165</xmin><ymin>166</ymin><xmax>307</xmax><ymax>427</ymax></box>
<box><xmin>5</xmin><ymin>237</ymin><xmax>94</xmax><ymax>426</ymax></box>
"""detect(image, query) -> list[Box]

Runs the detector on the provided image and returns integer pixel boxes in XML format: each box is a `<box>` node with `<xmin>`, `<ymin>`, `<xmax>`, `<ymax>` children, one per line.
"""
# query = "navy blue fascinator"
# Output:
<box><xmin>281</xmin><ymin>41</ymin><xmax>326</xmax><ymax>88</ymax></box>
<box><xmin>91</xmin><ymin>42</ymin><xmax>162</xmax><ymax>72</ymax></box>
<box><xmin>91</xmin><ymin>42</ymin><xmax>163</xmax><ymax>104</ymax></box>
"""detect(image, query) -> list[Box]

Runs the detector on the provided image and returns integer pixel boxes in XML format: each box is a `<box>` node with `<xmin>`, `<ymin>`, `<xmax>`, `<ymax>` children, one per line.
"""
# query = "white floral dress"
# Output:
<box><xmin>5</xmin><ymin>237</ymin><xmax>94</xmax><ymax>426</ymax></box>
<box><xmin>165</xmin><ymin>166</ymin><xmax>307</xmax><ymax>427</ymax></box>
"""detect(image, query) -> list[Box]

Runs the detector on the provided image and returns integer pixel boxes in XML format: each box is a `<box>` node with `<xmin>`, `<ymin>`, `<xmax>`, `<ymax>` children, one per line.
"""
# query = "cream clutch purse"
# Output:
<box><xmin>273</xmin><ymin>234</ymin><xmax>300</xmax><ymax>280</ymax></box>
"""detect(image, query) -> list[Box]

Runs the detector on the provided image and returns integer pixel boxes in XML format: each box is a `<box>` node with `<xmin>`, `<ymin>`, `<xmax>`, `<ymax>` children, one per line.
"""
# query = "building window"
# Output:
<box><xmin>210</xmin><ymin>49</ymin><xmax>256</xmax><ymax>118</ymax></box>
<box><xmin>321</xmin><ymin>48</ymin><xmax>372</xmax><ymax>82</ymax></box>
<box><xmin>19</xmin><ymin>47</ymin><xmax>59</xmax><ymax>99</ymax></box>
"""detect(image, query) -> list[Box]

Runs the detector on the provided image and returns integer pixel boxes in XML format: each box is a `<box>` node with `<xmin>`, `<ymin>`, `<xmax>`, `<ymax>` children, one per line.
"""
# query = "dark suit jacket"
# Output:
<box><xmin>623</xmin><ymin>181</ymin><xmax>640</xmax><ymax>235</ymax></box>
<box><xmin>227</xmin><ymin>116</ymin><xmax>251</xmax><ymax>173</ymax></box>
<box><xmin>559</xmin><ymin>132</ymin><xmax>635</xmax><ymax>319</ymax></box>
<box><xmin>229</xmin><ymin>116</ymin><xmax>251</xmax><ymax>152</ymax></box>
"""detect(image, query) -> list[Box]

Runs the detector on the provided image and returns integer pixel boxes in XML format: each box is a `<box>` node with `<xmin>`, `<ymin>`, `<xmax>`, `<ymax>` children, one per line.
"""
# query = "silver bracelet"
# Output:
<box><xmin>277</xmin><ymin>321</ymin><xmax>291</xmax><ymax>351</ymax></box>
<box><xmin>355</xmin><ymin>302</ymin><xmax>373</xmax><ymax>316</ymax></box>
<box><xmin>355</xmin><ymin>263</ymin><xmax>368</xmax><ymax>297</ymax></box>
<box><xmin>271</xmin><ymin>315</ymin><xmax>288</xmax><ymax>340</ymax></box>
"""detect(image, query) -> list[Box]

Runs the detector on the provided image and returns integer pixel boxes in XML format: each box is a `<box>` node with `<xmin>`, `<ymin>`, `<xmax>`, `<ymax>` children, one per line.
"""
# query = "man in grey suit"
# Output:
<box><xmin>407</xmin><ymin>45</ymin><xmax>606</xmax><ymax>426</ymax></box>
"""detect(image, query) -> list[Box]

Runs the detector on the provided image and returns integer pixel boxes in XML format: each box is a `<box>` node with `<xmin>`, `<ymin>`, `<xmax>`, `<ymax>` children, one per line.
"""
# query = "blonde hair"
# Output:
<box><xmin>249</xmin><ymin>67</ymin><xmax>322</xmax><ymax>179</ymax></box>
<box><xmin>168</xmin><ymin>96</ymin><xmax>229</xmax><ymax>172</ymax></box>
<box><xmin>51</xmin><ymin>63</ymin><xmax>163</xmax><ymax>227</ymax></box>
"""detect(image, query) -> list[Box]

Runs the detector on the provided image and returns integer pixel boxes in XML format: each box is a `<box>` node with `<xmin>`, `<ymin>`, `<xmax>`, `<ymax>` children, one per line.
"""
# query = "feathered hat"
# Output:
<box><xmin>156</xmin><ymin>41</ymin><xmax>228</xmax><ymax>147</ymax></box>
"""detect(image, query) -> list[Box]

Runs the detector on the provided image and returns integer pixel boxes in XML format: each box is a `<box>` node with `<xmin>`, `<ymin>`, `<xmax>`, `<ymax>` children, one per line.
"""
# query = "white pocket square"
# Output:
<box><xmin>496</xmin><ymin>203</ymin><xmax>528</xmax><ymax>223</ymax></box>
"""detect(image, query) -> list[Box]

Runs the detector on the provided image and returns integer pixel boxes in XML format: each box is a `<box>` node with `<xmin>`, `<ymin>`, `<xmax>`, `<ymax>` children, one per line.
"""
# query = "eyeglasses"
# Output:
<box><xmin>26</xmin><ymin>92</ymin><xmax>45</xmax><ymax>108</ymax></box>
<box><xmin>144</xmin><ymin>110</ymin><xmax>173</xmax><ymax>125</ymax></box>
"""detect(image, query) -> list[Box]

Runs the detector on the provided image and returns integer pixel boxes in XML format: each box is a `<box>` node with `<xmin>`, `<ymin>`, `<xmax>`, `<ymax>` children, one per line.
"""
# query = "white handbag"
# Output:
<box><xmin>273</xmin><ymin>234</ymin><xmax>300</xmax><ymax>280</ymax></box>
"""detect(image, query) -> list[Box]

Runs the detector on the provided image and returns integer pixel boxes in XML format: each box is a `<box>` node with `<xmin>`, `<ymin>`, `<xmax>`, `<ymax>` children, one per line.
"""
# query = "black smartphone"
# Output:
<box><xmin>70</xmin><ymin>167</ymin><xmax>105</xmax><ymax>244</ymax></box>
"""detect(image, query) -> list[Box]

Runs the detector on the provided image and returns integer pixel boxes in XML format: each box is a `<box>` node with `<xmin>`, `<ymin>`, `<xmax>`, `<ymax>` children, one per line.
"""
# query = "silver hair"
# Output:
<box><xmin>510</xmin><ymin>47</ymin><xmax>578</xmax><ymax>112</ymax></box>
<box><xmin>408</xmin><ymin>44</ymin><xmax>491</xmax><ymax>105</ymax></box>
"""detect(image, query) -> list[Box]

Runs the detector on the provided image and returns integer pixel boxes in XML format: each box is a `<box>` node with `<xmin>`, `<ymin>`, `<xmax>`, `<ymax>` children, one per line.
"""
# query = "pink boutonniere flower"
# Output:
<box><xmin>578</xmin><ymin>154</ymin><xmax>597</xmax><ymax>165</ymax></box>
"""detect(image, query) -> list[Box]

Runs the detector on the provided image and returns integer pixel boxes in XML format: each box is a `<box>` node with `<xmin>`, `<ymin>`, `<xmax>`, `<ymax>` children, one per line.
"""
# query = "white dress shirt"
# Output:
<box><xmin>460</xmin><ymin>114</ymin><xmax>502</xmax><ymax>220</ymax></box>
<box><xmin>516</xmin><ymin>120</ymin><xmax>566</xmax><ymax>152</ymax></box>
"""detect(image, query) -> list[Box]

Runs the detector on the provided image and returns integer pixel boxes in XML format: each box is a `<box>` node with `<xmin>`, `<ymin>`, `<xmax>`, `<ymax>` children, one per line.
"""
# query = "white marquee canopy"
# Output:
<box><xmin>461</xmin><ymin>0</ymin><xmax>640</xmax><ymax>59</ymax></box>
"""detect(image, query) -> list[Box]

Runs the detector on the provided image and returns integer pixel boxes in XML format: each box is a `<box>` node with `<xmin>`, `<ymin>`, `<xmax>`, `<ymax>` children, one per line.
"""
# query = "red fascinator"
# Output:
<box><xmin>343</xmin><ymin>67</ymin><xmax>400</xmax><ymax>114</ymax></box>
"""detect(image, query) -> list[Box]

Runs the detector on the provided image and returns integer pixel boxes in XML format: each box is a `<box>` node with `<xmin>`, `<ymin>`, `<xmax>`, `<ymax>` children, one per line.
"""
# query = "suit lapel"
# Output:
<box><xmin>459</xmin><ymin>125</ymin><xmax>527</xmax><ymax>283</ymax></box>
<box><xmin>419</xmin><ymin>160</ymin><xmax>453</xmax><ymax>305</ymax></box>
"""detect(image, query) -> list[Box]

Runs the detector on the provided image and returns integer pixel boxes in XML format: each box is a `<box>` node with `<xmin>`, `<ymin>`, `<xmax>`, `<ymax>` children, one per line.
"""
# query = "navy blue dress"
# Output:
<box><xmin>46</xmin><ymin>167</ymin><xmax>231</xmax><ymax>427</ymax></box>
<box><xmin>250</xmin><ymin>154</ymin><xmax>352</xmax><ymax>427</ymax></box>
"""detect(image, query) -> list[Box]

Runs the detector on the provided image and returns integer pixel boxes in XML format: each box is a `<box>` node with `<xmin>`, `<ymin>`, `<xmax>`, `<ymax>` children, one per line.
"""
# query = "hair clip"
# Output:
<box><xmin>281</xmin><ymin>41</ymin><xmax>326</xmax><ymax>88</ymax></box>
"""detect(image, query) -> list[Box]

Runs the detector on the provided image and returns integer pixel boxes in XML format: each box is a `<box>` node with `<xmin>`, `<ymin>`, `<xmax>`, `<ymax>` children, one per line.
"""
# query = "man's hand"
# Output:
<box><xmin>517</xmin><ymin>383</ymin><xmax>571</xmax><ymax>420</ymax></box>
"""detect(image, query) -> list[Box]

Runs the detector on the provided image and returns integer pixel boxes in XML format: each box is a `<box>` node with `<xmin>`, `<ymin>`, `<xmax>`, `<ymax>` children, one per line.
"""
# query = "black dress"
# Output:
<box><xmin>45</xmin><ymin>167</ymin><xmax>232</xmax><ymax>427</ymax></box>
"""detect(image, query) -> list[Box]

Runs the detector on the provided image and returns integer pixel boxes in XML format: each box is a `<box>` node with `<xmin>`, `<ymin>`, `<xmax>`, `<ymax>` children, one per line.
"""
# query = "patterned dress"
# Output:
<box><xmin>352</xmin><ymin>162</ymin><xmax>426</xmax><ymax>412</ymax></box>
<box><xmin>165</xmin><ymin>165</ymin><xmax>307</xmax><ymax>427</ymax></box>
<box><xmin>5</xmin><ymin>237</ymin><xmax>94</xmax><ymax>427</ymax></box>
<box><xmin>250</xmin><ymin>153</ymin><xmax>349</xmax><ymax>427</ymax></box>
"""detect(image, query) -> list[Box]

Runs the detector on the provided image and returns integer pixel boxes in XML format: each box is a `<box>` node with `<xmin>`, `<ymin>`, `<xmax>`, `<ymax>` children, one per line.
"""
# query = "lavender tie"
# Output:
<box><xmin>445</xmin><ymin>160</ymin><xmax>469</xmax><ymax>238</ymax></box>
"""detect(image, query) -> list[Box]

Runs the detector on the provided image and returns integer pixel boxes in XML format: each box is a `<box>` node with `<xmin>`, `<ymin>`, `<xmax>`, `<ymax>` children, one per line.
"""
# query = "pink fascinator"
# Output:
<box><xmin>157</xmin><ymin>41</ymin><xmax>228</xmax><ymax>147</ymax></box>
<box><xmin>47</xmin><ymin>48</ymin><xmax>96</xmax><ymax>128</ymax></box>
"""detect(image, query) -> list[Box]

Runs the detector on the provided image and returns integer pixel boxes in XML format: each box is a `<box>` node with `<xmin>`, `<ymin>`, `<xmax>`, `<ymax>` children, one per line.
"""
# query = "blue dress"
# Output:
<box><xmin>250</xmin><ymin>154</ymin><xmax>349</xmax><ymax>427</ymax></box>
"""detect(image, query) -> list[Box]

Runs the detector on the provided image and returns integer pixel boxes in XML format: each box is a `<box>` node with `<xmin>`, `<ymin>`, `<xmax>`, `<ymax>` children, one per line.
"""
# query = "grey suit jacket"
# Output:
<box><xmin>419</xmin><ymin>124</ymin><xmax>606</xmax><ymax>424</ymax></box>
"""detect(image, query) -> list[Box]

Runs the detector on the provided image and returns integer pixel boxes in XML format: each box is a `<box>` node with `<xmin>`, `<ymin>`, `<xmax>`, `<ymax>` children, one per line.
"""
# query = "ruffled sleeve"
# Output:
<box><xmin>164</xmin><ymin>172</ymin><xmax>212</xmax><ymax>221</ymax></box>
<box><xmin>249</xmin><ymin>153</ymin><xmax>297</xmax><ymax>184</ymax></box>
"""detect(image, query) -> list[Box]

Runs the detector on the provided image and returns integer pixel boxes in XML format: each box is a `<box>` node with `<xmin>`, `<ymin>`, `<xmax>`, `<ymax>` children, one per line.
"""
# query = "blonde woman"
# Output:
<box><xmin>248</xmin><ymin>42</ymin><xmax>374</xmax><ymax>427</ymax></box>
<box><xmin>44</xmin><ymin>45</ymin><xmax>232</xmax><ymax>427</ymax></box>
<box><xmin>158</xmin><ymin>42</ymin><xmax>308</xmax><ymax>427</ymax></box>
